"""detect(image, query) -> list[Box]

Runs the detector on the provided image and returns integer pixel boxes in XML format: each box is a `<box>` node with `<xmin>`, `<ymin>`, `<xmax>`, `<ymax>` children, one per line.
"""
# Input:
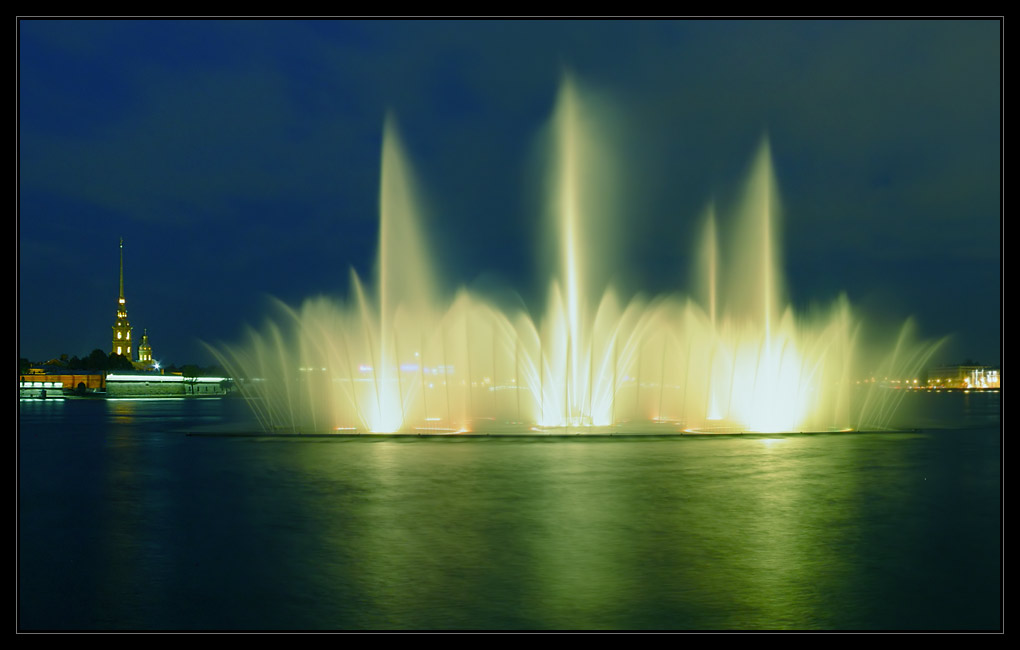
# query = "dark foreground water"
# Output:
<box><xmin>19</xmin><ymin>391</ymin><xmax>1000</xmax><ymax>631</ymax></box>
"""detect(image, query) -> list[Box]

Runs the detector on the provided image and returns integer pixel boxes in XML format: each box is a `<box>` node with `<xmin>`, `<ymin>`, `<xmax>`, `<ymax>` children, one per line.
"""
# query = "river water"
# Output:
<box><xmin>18</xmin><ymin>390</ymin><xmax>1000</xmax><ymax>631</ymax></box>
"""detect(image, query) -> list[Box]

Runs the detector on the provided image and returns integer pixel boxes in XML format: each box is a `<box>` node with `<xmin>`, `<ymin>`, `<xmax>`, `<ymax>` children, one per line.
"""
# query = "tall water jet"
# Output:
<box><xmin>539</xmin><ymin>73</ymin><xmax>618</xmax><ymax>427</ymax></box>
<box><xmin>374</xmin><ymin>115</ymin><xmax>438</xmax><ymax>432</ymax></box>
<box><xmin>694</xmin><ymin>206</ymin><xmax>724</xmax><ymax>420</ymax></box>
<box><xmin>212</xmin><ymin>75</ymin><xmax>941</xmax><ymax>435</ymax></box>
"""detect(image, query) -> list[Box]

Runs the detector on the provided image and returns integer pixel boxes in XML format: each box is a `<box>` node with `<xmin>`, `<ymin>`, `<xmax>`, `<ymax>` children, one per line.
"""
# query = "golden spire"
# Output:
<box><xmin>112</xmin><ymin>237</ymin><xmax>133</xmax><ymax>360</ymax></box>
<box><xmin>119</xmin><ymin>237</ymin><xmax>125</xmax><ymax>302</ymax></box>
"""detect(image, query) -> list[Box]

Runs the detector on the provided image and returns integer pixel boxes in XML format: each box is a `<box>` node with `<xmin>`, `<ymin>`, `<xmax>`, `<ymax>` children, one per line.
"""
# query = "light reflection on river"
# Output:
<box><xmin>19</xmin><ymin>391</ymin><xmax>1000</xmax><ymax>630</ymax></box>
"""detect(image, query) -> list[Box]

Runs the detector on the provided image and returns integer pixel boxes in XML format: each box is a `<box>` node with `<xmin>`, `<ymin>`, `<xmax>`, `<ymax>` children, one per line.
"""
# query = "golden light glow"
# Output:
<box><xmin>210</xmin><ymin>75</ymin><xmax>942</xmax><ymax>435</ymax></box>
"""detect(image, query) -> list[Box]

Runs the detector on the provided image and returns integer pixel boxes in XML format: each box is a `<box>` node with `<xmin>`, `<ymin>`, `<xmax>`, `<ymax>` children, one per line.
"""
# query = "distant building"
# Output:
<box><xmin>135</xmin><ymin>329</ymin><xmax>157</xmax><ymax>371</ymax></box>
<box><xmin>927</xmin><ymin>365</ymin><xmax>1000</xmax><ymax>389</ymax></box>
<box><xmin>109</xmin><ymin>240</ymin><xmax>162</xmax><ymax>372</ymax></box>
<box><xmin>111</xmin><ymin>238</ymin><xmax>133</xmax><ymax>360</ymax></box>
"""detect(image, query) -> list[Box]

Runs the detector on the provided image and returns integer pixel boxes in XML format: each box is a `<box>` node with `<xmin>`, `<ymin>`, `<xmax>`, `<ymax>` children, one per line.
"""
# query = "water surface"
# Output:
<box><xmin>19</xmin><ymin>391</ymin><xmax>1000</xmax><ymax>630</ymax></box>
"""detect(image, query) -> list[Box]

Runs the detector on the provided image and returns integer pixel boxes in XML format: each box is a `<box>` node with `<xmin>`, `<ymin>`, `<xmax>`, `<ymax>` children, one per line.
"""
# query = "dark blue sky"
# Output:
<box><xmin>19</xmin><ymin>19</ymin><xmax>1001</xmax><ymax>368</ymax></box>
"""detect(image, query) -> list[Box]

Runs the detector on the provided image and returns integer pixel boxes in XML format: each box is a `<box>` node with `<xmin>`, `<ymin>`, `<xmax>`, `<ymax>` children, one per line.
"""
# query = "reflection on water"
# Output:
<box><xmin>19</xmin><ymin>394</ymin><xmax>1000</xmax><ymax>630</ymax></box>
<box><xmin>889</xmin><ymin>389</ymin><xmax>1001</xmax><ymax>431</ymax></box>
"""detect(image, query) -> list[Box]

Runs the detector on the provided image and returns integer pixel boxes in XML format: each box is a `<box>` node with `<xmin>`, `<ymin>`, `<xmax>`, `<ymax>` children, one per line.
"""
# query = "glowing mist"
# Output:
<box><xmin>211</xmin><ymin>75</ymin><xmax>940</xmax><ymax>434</ymax></box>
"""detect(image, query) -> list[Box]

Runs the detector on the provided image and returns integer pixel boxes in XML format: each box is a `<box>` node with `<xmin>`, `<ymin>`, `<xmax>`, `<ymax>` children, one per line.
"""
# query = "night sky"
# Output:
<box><xmin>19</xmin><ymin>19</ymin><xmax>1001</xmax><ymax>370</ymax></box>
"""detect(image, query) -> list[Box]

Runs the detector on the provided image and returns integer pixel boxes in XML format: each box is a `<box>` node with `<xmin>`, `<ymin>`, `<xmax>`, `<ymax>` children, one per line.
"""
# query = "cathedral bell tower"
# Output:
<box><xmin>111</xmin><ymin>238</ymin><xmax>133</xmax><ymax>360</ymax></box>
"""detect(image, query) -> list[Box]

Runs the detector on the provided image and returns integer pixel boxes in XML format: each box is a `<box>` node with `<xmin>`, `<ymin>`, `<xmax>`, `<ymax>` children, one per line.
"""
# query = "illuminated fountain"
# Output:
<box><xmin>212</xmin><ymin>76</ymin><xmax>940</xmax><ymax>435</ymax></box>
